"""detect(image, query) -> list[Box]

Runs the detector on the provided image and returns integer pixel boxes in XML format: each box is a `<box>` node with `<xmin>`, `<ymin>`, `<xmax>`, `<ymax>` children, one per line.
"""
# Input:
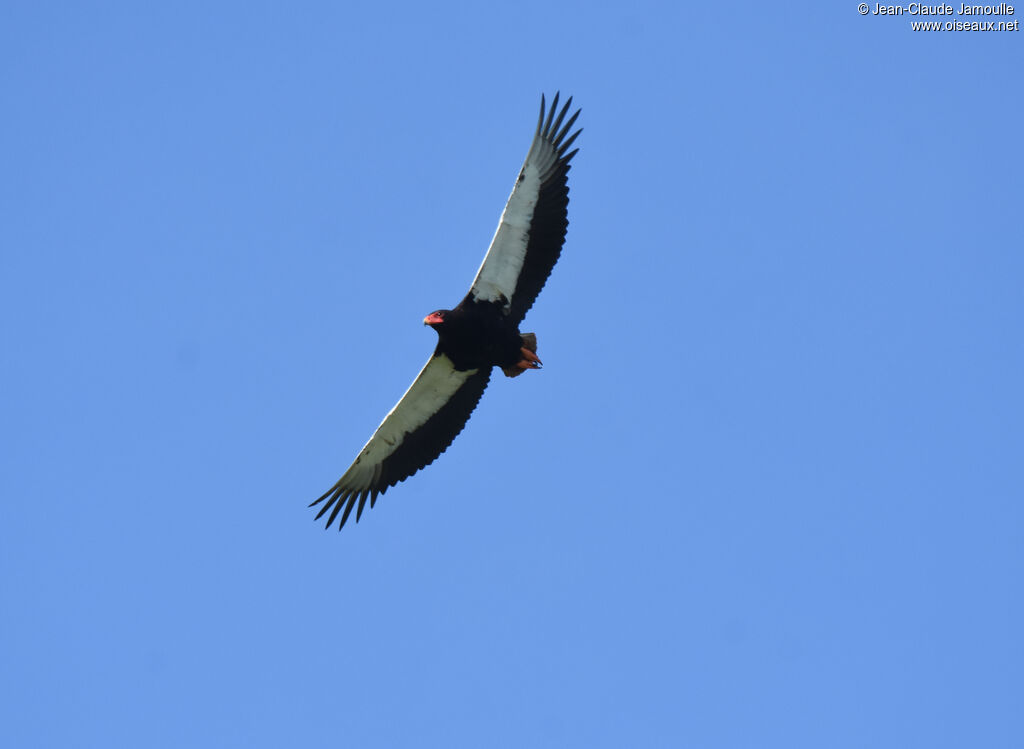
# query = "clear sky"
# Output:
<box><xmin>2</xmin><ymin>2</ymin><xmax>1021</xmax><ymax>747</ymax></box>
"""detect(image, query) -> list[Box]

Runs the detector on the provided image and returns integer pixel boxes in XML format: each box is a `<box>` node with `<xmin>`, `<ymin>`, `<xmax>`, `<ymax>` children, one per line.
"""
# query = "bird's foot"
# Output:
<box><xmin>517</xmin><ymin>347</ymin><xmax>542</xmax><ymax>369</ymax></box>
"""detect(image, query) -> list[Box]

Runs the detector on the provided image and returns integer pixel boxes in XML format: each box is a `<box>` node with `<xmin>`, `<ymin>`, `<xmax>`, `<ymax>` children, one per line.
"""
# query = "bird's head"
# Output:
<box><xmin>423</xmin><ymin>310</ymin><xmax>449</xmax><ymax>328</ymax></box>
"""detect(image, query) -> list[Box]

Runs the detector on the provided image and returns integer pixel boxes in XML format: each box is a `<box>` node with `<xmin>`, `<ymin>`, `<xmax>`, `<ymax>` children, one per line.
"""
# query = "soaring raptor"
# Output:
<box><xmin>312</xmin><ymin>93</ymin><xmax>582</xmax><ymax>530</ymax></box>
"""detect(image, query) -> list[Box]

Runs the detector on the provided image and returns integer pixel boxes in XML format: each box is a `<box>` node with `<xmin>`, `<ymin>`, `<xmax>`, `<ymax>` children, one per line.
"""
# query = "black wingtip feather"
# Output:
<box><xmin>537</xmin><ymin>92</ymin><xmax>582</xmax><ymax>165</ymax></box>
<box><xmin>555</xmin><ymin>109</ymin><xmax>581</xmax><ymax>145</ymax></box>
<box><xmin>309</xmin><ymin>487</ymin><xmax>332</xmax><ymax>508</ymax></box>
<box><xmin>355</xmin><ymin>489</ymin><xmax>370</xmax><ymax>522</ymax></box>
<box><xmin>542</xmin><ymin>92</ymin><xmax>559</xmax><ymax>136</ymax></box>
<box><xmin>313</xmin><ymin>487</ymin><xmax>340</xmax><ymax>521</ymax></box>
<box><xmin>327</xmin><ymin>489</ymin><xmax>351</xmax><ymax>528</ymax></box>
<box><xmin>549</xmin><ymin>96</ymin><xmax>572</xmax><ymax>138</ymax></box>
<box><xmin>558</xmin><ymin>129</ymin><xmax>583</xmax><ymax>159</ymax></box>
<box><xmin>337</xmin><ymin>493</ymin><xmax>358</xmax><ymax>530</ymax></box>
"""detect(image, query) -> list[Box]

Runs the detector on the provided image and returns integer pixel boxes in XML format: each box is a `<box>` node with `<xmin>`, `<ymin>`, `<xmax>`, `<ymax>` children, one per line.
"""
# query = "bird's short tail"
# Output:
<box><xmin>502</xmin><ymin>333</ymin><xmax>541</xmax><ymax>378</ymax></box>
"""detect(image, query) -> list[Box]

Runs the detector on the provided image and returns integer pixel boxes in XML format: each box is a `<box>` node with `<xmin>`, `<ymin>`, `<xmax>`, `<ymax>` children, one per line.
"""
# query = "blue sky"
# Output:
<box><xmin>2</xmin><ymin>2</ymin><xmax>1021</xmax><ymax>747</ymax></box>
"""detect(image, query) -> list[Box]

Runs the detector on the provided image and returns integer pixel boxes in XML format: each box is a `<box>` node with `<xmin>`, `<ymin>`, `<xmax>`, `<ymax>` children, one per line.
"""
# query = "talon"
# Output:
<box><xmin>520</xmin><ymin>347</ymin><xmax>542</xmax><ymax>366</ymax></box>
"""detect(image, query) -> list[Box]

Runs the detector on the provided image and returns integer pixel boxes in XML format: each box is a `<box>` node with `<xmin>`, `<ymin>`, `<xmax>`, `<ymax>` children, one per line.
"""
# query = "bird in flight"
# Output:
<box><xmin>311</xmin><ymin>93</ymin><xmax>582</xmax><ymax>530</ymax></box>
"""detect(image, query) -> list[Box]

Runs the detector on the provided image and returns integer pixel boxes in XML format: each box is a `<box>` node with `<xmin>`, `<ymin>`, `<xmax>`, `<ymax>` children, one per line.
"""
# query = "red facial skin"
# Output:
<box><xmin>423</xmin><ymin>312</ymin><xmax>445</xmax><ymax>326</ymax></box>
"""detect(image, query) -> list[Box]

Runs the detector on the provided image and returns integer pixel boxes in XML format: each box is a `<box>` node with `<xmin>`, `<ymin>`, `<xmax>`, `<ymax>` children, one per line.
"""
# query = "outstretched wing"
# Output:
<box><xmin>311</xmin><ymin>354</ymin><xmax>491</xmax><ymax>530</ymax></box>
<box><xmin>469</xmin><ymin>92</ymin><xmax>582</xmax><ymax>325</ymax></box>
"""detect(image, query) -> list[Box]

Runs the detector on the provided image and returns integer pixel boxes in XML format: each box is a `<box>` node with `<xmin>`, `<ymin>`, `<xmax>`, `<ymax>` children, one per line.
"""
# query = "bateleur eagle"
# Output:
<box><xmin>311</xmin><ymin>93</ymin><xmax>581</xmax><ymax>530</ymax></box>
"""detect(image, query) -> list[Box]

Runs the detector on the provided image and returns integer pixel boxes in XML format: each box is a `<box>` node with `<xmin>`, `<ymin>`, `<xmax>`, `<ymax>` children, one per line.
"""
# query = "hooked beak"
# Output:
<box><xmin>424</xmin><ymin>312</ymin><xmax>444</xmax><ymax>326</ymax></box>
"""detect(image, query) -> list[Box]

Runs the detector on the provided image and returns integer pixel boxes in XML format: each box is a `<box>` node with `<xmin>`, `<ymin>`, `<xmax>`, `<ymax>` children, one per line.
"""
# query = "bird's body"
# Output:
<box><xmin>427</xmin><ymin>297</ymin><xmax>536</xmax><ymax>374</ymax></box>
<box><xmin>311</xmin><ymin>93</ymin><xmax>581</xmax><ymax>530</ymax></box>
